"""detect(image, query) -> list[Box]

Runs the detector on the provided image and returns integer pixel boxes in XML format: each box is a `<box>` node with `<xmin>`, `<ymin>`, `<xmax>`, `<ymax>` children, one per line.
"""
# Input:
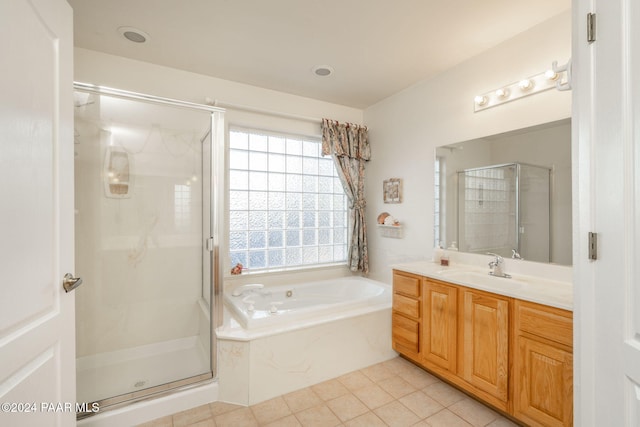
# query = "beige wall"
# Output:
<box><xmin>363</xmin><ymin>10</ymin><xmax>572</xmax><ymax>283</ymax></box>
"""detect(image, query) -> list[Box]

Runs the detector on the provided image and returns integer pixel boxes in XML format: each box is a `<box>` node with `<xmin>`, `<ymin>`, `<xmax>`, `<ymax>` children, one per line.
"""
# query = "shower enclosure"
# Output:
<box><xmin>457</xmin><ymin>163</ymin><xmax>551</xmax><ymax>263</ymax></box>
<box><xmin>73</xmin><ymin>84</ymin><xmax>224</xmax><ymax>414</ymax></box>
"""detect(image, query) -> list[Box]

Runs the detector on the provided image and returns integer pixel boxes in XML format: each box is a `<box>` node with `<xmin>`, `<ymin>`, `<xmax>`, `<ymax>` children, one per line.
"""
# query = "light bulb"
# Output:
<box><xmin>519</xmin><ymin>79</ymin><xmax>533</xmax><ymax>91</ymax></box>
<box><xmin>191</xmin><ymin>175</ymin><xmax>198</xmax><ymax>182</ymax></box>
<box><xmin>474</xmin><ymin>95</ymin><xmax>488</xmax><ymax>106</ymax></box>
<box><xmin>545</xmin><ymin>70</ymin><xmax>559</xmax><ymax>81</ymax></box>
<box><xmin>495</xmin><ymin>88</ymin><xmax>509</xmax><ymax>99</ymax></box>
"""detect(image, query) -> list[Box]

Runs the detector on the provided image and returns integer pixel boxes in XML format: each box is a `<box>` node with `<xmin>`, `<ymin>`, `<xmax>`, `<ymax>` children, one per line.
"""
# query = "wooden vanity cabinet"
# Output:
<box><xmin>420</xmin><ymin>281</ymin><xmax>509</xmax><ymax>411</ymax></box>
<box><xmin>460</xmin><ymin>288</ymin><xmax>510</xmax><ymax>409</ymax></box>
<box><xmin>391</xmin><ymin>270</ymin><xmax>421</xmax><ymax>361</ymax></box>
<box><xmin>392</xmin><ymin>270</ymin><xmax>574</xmax><ymax>425</ymax></box>
<box><xmin>422</xmin><ymin>279</ymin><xmax>458</xmax><ymax>373</ymax></box>
<box><xmin>513</xmin><ymin>300</ymin><xmax>573</xmax><ymax>427</ymax></box>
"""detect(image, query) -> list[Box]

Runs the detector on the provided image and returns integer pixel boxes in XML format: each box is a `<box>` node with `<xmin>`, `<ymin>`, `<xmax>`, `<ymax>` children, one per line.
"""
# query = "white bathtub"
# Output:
<box><xmin>216</xmin><ymin>276</ymin><xmax>395</xmax><ymax>405</ymax></box>
<box><xmin>224</xmin><ymin>276</ymin><xmax>391</xmax><ymax>330</ymax></box>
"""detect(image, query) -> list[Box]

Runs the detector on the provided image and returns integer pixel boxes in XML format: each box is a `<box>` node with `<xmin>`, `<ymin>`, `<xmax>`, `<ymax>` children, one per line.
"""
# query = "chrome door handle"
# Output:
<box><xmin>63</xmin><ymin>273</ymin><xmax>83</xmax><ymax>293</ymax></box>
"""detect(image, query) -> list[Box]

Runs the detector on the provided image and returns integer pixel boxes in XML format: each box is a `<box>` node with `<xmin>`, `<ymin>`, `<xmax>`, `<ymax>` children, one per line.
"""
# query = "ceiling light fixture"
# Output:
<box><xmin>312</xmin><ymin>65</ymin><xmax>334</xmax><ymax>77</ymax></box>
<box><xmin>118</xmin><ymin>26</ymin><xmax>150</xmax><ymax>43</ymax></box>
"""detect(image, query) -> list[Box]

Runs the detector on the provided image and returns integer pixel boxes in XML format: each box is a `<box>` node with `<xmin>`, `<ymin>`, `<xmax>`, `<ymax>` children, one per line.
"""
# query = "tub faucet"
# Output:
<box><xmin>511</xmin><ymin>249</ymin><xmax>523</xmax><ymax>260</ymax></box>
<box><xmin>231</xmin><ymin>283</ymin><xmax>264</xmax><ymax>297</ymax></box>
<box><xmin>487</xmin><ymin>253</ymin><xmax>511</xmax><ymax>278</ymax></box>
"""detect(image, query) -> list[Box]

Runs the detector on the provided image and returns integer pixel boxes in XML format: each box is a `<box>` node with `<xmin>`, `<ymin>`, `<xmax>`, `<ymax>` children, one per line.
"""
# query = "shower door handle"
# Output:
<box><xmin>63</xmin><ymin>273</ymin><xmax>83</xmax><ymax>293</ymax></box>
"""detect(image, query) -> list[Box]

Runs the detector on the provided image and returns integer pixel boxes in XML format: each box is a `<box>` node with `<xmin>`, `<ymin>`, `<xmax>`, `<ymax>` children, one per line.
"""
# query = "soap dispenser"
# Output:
<box><xmin>434</xmin><ymin>241</ymin><xmax>444</xmax><ymax>264</ymax></box>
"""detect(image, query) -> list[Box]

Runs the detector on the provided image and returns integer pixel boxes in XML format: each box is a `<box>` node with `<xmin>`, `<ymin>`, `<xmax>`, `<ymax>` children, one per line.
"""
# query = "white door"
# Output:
<box><xmin>573</xmin><ymin>0</ymin><xmax>640</xmax><ymax>425</ymax></box>
<box><xmin>0</xmin><ymin>0</ymin><xmax>75</xmax><ymax>426</ymax></box>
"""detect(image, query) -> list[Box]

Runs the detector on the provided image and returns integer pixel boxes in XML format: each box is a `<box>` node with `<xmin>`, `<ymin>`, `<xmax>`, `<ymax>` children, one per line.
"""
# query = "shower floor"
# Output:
<box><xmin>76</xmin><ymin>336</ymin><xmax>210</xmax><ymax>405</ymax></box>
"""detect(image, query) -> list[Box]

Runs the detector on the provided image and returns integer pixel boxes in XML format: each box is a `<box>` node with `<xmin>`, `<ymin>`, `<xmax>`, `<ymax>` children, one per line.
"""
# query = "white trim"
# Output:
<box><xmin>209</xmin><ymin>99</ymin><xmax>322</xmax><ymax>124</ymax></box>
<box><xmin>74</xmin><ymin>82</ymin><xmax>225</xmax><ymax>113</ymax></box>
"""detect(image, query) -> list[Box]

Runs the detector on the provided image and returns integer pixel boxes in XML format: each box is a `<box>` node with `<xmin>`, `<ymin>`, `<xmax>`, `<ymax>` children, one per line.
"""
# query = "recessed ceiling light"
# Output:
<box><xmin>118</xmin><ymin>26</ymin><xmax>150</xmax><ymax>43</ymax></box>
<box><xmin>312</xmin><ymin>65</ymin><xmax>334</xmax><ymax>77</ymax></box>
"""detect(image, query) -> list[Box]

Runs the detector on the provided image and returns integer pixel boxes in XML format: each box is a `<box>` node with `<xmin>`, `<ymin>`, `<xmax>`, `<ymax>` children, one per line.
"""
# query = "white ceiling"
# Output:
<box><xmin>68</xmin><ymin>0</ymin><xmax>571</xmax><ymax>109</ymax></box>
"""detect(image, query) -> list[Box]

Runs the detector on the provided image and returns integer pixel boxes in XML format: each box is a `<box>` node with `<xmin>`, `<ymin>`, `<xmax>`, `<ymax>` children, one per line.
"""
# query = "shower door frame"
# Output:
<box><xmin>73</xmin><ymin>82</ymin><xmax>225</xmax><ymax>416</ymax></box>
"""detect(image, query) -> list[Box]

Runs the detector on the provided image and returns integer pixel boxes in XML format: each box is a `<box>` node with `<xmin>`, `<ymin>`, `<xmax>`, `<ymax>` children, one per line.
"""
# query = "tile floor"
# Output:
<box><xmin>138</xmin><ymin>357</ymin><xmax>520</xmax><ymax>427</ymax></box>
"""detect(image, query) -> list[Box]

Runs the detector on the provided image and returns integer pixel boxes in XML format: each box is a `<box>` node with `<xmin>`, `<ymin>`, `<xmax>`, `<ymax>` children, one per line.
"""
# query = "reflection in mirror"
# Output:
<box><xmin>434</xmin><ymin>119</ymin><xmax>571</xmax><ymax>265</ymax></box>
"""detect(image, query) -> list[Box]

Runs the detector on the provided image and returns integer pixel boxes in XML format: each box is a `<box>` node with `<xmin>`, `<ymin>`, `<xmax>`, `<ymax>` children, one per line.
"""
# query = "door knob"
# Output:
<box><xmin>63</xmin><ymin>273</ymin><xmax>83</xmax><ymax>293</ymax></box>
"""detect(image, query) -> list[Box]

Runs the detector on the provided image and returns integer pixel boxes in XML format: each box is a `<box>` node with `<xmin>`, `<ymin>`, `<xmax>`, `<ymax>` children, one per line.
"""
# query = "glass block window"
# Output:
<box><xmin>229</xmin><ymin>128</ymin><xmax>348</xmax><ymax>271</ymax></box>
<box><xmin>434</xmin><ymin>157</ymin><xmax>442</xmax><ymax>248</ymax></box>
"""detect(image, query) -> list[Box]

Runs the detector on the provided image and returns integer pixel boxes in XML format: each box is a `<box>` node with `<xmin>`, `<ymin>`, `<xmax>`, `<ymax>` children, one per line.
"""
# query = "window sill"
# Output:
<box><xmin>224</xmin><ymin>262</ymin><xmax>350</xmax><ymax>282</ymax></box>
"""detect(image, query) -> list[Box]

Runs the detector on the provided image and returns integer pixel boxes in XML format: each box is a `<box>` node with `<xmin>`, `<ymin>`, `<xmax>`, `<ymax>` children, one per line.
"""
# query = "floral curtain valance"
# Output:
<box><xmin>321</xmin><ymin>119</ymin><xmax>370</xmax><ymax>161</ymax></box>
<box><xmin>321</xmin><ymin>118</ymin><xmax>370</xmax><ymax>274</ymax></box>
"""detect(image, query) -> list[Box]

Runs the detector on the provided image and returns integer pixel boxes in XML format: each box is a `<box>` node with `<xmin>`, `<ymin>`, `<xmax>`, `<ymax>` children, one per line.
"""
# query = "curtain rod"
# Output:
<box><xmin>205</xmin><ymin>98</ymin><xmax>323</xmax><ymax>124</ymax></box>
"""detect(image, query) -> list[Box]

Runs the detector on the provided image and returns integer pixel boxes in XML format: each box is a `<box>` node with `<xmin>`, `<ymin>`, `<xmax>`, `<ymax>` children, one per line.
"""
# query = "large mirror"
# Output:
<box><xmin>435</xmin><ymin>118</ymin><xmax>571</xmax><ymax>265</ymax></box>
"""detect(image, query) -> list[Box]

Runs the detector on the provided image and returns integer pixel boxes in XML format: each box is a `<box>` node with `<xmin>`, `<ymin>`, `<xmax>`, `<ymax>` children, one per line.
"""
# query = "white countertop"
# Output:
<box><xmin>392</xmin><ymin>260</ymin><xmax>573</xmax><ymax>311</ymax></box>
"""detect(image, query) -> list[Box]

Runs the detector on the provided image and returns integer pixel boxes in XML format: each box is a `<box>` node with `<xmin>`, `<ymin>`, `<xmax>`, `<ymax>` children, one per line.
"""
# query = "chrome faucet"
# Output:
<box><xmin>511</xmin><ymin>249</ymin><xmax>523</xmax><ymax>260</ymax></box>
<box><xmin>231</xmin><ymin>283</ymin><xmax>264</xmax><ymax>297</ymax></box>
<box><xmin>487</xmin><ymin>253</ymin><xmax>511</xmax><ymax>278</ymax></box>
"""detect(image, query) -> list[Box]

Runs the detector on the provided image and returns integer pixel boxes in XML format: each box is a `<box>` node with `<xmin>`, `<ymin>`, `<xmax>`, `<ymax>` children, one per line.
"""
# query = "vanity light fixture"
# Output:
<box><xmin>474</xmin><ymin>61</ymin><xmax>569</xmax><ymax>112</ymax></box>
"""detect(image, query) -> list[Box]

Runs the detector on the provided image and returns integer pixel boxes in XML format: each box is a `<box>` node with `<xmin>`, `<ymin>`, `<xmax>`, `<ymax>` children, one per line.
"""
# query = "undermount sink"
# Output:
<box><xmin>436</xmin><ymin>270</ymin><xmax>526</xmax><ymax>289</ymax></box>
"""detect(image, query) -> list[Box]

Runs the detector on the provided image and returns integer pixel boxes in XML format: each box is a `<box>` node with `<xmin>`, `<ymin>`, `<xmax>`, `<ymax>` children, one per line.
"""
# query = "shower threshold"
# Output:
<box><xmin>76</xmin><ymin>335</ymin><xmax>210</xmax><ymax>416</ymax></box>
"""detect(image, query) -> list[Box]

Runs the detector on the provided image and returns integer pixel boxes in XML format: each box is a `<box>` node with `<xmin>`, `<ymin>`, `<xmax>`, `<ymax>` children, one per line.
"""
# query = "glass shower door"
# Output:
<box><xmin>457</xmin><ymin>164</ymin><xmax>518</xmax><ymax>257</ymax></box>
<box><xmin>73</xmin><ymin>86</ymin><xmax>221</xmax><ymax>410</ymax></box>
<box><xmin>457</xmin><ymin>163</ymin><xmax>551</xmax><ymax>262</ymax></box>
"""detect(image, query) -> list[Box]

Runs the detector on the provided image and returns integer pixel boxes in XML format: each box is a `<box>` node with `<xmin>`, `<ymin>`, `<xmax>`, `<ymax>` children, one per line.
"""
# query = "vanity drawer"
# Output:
<box><xmin>392</xmin><ymin>313</ymin><xmax>420</xmax><ymax>353</ymax></box>
<box><xmin>393</xmin><ymin>293</ymin><xmax>420</xmax><ymax>319</ymax></box>
<box><xmin>393</xmin><ymin>271</ymin><xmax>421</xmax><ymax>297</ymax></box>
<box><xmin>516</xmin><ymin>301</ymin><xmax>573</xmax><ymax>347</ymax></box>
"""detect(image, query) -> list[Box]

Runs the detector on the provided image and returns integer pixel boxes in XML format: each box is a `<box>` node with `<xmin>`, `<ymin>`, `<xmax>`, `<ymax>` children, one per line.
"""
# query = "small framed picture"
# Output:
<box><xmin>383</xmin><ymin>178</ymin><xmax>402</xmax><ymax>203</ymax></box>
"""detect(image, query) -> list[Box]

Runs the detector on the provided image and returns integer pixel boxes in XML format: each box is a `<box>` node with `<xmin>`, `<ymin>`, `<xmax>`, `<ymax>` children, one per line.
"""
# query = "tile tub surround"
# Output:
<box><xmin>217</xmin><ymin>307</ymin><xmax>396</xmax><ymax>406</ymax></box>
<box><xmin>138</xmin><ymin>357</ymin><xmax>519</xmax><ymax>427</ymax></box>
<box><xmin>394</xmin><ymin>256</ymin><xmax>572</xmax><ymax>310</ymax></box>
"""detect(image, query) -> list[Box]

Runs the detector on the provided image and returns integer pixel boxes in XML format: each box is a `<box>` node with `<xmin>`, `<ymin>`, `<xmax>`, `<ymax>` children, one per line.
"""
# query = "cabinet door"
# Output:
<box><xmin>461</xmin><ymin>290</ymin><xmax>509</xmax><ymax>402</ymax></box>
<box><xmin>422</xmin><ymin>280</ymin><xmax>457</xmax><ymax>372</ymax></box>
<box><xmin>513</xmin><ymin>336</ymin><xmax>573</xmax><ymax>427</ymax></box>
